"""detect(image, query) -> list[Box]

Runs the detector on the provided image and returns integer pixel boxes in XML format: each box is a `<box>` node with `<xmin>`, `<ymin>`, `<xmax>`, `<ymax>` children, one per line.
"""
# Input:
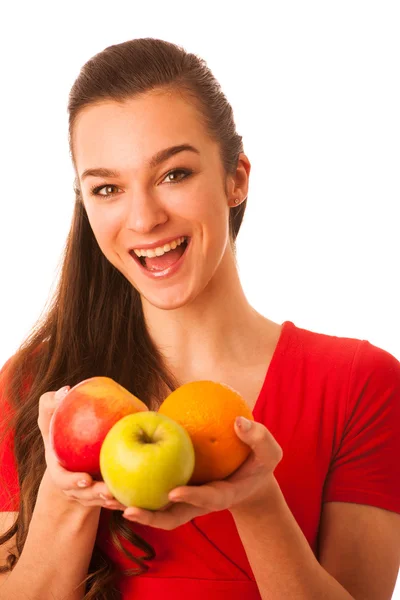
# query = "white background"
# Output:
<box><xmin>0</xmin><ymin>0</ymin><xmax>399</xmax><ymax>595</ymax></box>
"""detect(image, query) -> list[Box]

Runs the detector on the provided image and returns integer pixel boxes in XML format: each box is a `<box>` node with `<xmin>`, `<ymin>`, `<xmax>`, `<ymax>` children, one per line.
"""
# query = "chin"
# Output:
<box><xmin>141</xmin><ymin>289</ymin><xmax>194</xmax><ymax>311</ymax></box>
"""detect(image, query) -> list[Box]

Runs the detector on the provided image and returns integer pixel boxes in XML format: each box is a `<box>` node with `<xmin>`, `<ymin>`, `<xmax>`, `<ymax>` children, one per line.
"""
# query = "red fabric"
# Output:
<box><xmin>0</xmin><ymin>356</ymin><xmax>20</xmax><ymax>511</ymax></box>
<box><xmin>1</xmin><ymin>321</ymin><xmax>400</xmax><ymax>599</ymax></box>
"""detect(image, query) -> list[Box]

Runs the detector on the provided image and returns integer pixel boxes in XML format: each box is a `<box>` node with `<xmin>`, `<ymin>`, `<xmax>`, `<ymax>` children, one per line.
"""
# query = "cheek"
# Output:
<box><xmin>185</xmin><ymin>192</ymin><xmax>227</xmax><ymax>232</ymax></box>
<box><xmin>174</xmin><ymin>179</ymin><xmax>220</xmax><ymax>218</ymax></box>
<box><xmin>86</xmin><ymin>209</ymin><xmax>119</xmax><ymax>254</ymax></box>
<box><xmin>205</xmin><ymin>197</ymin><xmax>230</xmax><ymax>236</ymax></box>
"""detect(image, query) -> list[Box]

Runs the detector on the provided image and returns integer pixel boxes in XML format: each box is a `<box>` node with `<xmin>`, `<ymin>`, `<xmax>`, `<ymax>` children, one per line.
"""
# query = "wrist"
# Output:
<box><xmin>37</xmin><ymin>469</ymin><xmax>101</xmax><ymax>522</ymax></box>
<box><xmin>230</xmin><ymin>474</ymin><xmax>284</xmax><ymax>521</ymax></box>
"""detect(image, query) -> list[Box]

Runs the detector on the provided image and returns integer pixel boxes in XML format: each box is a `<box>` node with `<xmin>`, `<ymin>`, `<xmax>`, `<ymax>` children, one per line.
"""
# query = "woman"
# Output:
<box><xmin>0</xmin><ymin>38</ymin><xmax>399</xmax><ymax>600</ymax></box>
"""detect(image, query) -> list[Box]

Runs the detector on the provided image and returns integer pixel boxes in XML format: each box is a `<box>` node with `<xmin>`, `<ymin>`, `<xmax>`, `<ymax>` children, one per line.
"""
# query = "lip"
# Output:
<box><xmin>130</xmin><ymin>237</ymin><xmax>191</xmax><ymax>279</ymax></box>
<box><xmin>129</xmin><ymin>235</ymin><xmax>188</xmax><ymax>251</ymax></box>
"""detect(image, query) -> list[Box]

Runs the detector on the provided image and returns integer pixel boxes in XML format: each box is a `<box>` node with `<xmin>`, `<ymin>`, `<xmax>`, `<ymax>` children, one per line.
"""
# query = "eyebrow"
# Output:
<box><xmin>80</xmin><ymin>143</ymin><xmax>200</xmax><ymax>181</ymax></box>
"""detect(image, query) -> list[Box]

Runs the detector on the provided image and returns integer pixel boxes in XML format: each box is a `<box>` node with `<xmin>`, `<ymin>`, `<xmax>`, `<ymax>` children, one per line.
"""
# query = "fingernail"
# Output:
<box><xmin>168</xmin><ymin>494</ymin><xmax>182</xmax><ymax>502</ymax></box>
<box><xmin>236</xmin><ymin>416</ymin><xmax>252</xmax><ymax>431</ymax></box>
<box><xmin>55</xmin><ymin>386</ymin><xmax>70</xmax><ymax>401</ymax></box>
<box><xmin>77</xmin><ymin>480</ymin><xmax>89</xmax><ymax>488</ymax></box>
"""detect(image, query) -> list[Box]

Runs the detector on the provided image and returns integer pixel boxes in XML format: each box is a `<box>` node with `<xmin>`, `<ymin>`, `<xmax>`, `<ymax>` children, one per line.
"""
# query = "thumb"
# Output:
<box><xmin>54</xmin><ymin>385</ymin><xmax>71</xmax><ymax>403</ymax></box>
<box><xmin>39</xmin><ymin>385</ymin><xmax>70</xmax><ymax>445</ymax></box>
<box><xmin>234</xmin><ymin>416</ymin><xmax>283</xmax><ymax>468</ymax></box>
<box><xmin>234</xmin><ymin>416</ymin><xmax>257</xmax><ymax>448</ymax></box>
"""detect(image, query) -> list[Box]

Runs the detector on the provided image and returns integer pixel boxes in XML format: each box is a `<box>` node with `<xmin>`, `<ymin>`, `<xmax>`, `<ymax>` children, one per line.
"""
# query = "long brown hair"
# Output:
<box><xmin>0</xmin><ymin>38</ymin><xmax>247</xmax><ymax>598</ymax></box>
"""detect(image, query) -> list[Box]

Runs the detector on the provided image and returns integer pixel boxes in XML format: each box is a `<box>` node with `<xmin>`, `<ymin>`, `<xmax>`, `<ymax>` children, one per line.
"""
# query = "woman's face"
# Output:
<box><xmin>73</xmin><ymin>91</ymin><xmax>244</xmax><ymax>310</ymax></box>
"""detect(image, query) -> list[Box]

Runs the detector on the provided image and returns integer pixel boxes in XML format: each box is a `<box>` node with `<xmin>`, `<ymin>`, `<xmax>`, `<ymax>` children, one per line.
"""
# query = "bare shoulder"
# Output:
<box><xmin>319</xmin><ymin>501</ymin><xmax>400</xmax><ymax>600</ymax></box>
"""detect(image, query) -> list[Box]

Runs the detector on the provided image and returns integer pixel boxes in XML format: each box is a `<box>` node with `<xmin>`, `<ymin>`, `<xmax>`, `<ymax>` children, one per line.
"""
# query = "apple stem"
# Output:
<box><xmin>138</xmin><ymin>429</ymin><xmax>153</xmax><ymax>444</ymax></box>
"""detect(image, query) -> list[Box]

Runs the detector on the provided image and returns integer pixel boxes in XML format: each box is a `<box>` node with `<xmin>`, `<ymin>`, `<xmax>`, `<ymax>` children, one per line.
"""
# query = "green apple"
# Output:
<box><xmin>99</xmin><ymin>411</ymin><xmax>195</xmax><ymax>510</ymax></box>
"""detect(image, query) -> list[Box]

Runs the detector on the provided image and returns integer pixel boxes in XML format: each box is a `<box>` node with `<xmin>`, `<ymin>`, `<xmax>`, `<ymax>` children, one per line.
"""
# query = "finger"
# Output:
<box><xmin>123</xmin><ymin>502</ymin><xmax>208</xmax><ymax>530</ymax></box>
<box><xmin>75</xmin><ymin>481</ymin><xmax>122</xmax><ymax>503</ymax></box>
<box><xmin>159</xmin><ymin>501</ymin><xmax>174</xmax><ymax>512</ymax></box>
<box><xmin>234</xmin><ymin>417</ymin><xmax>283</xmax><ymax>468</ymax></box>
<box><xmin>38</xmin><ymin>386</ymin><xmax>70</xmax><ymax>446</ymax></box>
<box><xmin>60</xmin><ymin>479</ymin><xmax>113</xmax><ymax>499</ymax></box>
<box><xmin>62</xmin><ymin>486</ymin><xmax>126</xmax><ymax>510</ymax></box>
<box><xmin>59</xmin><ymin>475</ymin><xmax>125</xmax><ymax>505</ymax></box>
<box><xmin>101</xmin><ymin>500</ymin><xmax>127</xmax><ymax>511</ymax></box>
<box><xmin>169</xmin><ymin>481</ymin><xmax>235</xmax><ymax>512</ymax></box>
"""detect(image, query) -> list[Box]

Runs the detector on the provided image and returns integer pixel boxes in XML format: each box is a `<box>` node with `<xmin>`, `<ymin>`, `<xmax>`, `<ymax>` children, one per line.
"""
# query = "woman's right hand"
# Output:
<box><xmin>37</xmin><ymin>385</ymin><xmax>126</xmax><ymax>511</ymax></box>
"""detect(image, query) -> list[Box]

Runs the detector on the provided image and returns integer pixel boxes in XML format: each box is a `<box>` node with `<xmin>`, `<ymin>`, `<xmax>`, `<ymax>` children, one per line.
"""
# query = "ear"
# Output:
<box><xmin>227</xmin><ymin>152</ymin><xmax>251</xmax><ymax>206</ymax></box>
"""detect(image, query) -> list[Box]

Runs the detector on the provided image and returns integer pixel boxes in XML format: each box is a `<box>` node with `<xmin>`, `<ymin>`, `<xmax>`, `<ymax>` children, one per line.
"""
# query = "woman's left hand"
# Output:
<box><xmin>122</xmin><ymin>416</ymin><xmax>283</xmax><ymax>529</ymax></box>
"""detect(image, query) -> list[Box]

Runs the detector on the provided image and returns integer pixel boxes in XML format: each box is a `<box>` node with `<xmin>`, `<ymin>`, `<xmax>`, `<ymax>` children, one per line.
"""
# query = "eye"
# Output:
<box><xmin>90</xmin><ymin>184</ymin><xmax>120</xmax><ymax>198</ymax></box>
<box><xmin>162</xmin><ymin>168</ymin><xmax>193</xmax><ymax>184</ymax></box>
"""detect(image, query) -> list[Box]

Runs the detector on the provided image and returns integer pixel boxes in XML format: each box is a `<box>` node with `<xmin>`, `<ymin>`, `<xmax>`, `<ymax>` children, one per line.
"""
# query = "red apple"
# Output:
<box><xmin>49</xmin><ymin>376</ymin><xmax>148</xmax><ymax>478</ymax></box>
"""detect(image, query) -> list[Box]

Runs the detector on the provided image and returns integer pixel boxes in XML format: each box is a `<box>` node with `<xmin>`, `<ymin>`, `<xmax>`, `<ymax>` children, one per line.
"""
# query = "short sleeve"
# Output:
<box><xmin>0</xmin><ymin>357</ymin><xmax>20</xmax><ymax>511</ymax></box>
<box><xmin>323</xmin><ymin>340</ymin><xmax>400</xmax><ymax>514</ymax></box>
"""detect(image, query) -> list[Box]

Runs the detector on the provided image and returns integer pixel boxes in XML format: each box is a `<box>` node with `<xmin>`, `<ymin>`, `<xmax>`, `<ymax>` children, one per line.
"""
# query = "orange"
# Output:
<box><xmin>158</xmin><ymin>380</ymin><xmax>254</xmax><ymax>484</ymax></box>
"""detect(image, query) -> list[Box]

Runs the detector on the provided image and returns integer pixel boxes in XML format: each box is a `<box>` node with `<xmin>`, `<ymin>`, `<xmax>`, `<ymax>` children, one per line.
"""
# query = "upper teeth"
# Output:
<box><xmin>133</xmin><ymin>236</ymin><xmax>186</xmax><ymax>258</ymax></box>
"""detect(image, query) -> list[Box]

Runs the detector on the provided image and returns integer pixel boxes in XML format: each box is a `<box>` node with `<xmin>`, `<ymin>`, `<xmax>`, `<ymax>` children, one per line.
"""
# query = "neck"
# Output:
<box><xmin>141</xmin><ymin>246</ymin><xmax>272</xmax><ymax>382</ymax></box>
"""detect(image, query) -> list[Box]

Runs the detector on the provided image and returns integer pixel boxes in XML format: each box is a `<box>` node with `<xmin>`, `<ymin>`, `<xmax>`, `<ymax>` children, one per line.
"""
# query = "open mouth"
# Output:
<box><xmin>130</xmin><ymin>237</ymin><xmax>190</xmax><ymax>271</ymax></box>
<box><xmin>138</xmin><ymin>237</ymin><xmax>189</xmax><ymax>267</ymax></box>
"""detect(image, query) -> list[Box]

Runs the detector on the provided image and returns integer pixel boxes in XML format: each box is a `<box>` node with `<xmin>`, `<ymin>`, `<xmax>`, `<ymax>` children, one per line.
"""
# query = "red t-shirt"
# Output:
<box><xmin>1</xmin><ymin>320</ymin><xmax>400</xmax><ymax>600</ymax></box>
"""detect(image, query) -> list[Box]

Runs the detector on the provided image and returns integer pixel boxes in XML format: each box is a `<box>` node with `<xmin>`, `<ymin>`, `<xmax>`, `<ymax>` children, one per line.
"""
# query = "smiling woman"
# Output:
<box><xmin>0</xmin><ymin>37</ymin><xmax>399</xmax><ymax>600</ymax></box>
<box><xmin>71</xmin><ymin>81</ymin><xmax>250</xmax><ymax>313</ymax></box>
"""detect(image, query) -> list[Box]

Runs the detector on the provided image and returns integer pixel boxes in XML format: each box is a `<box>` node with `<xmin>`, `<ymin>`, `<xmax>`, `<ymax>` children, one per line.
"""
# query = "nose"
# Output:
<box><xmin>124</xmin><ymin>189</ymin><xmax>168</xmax><ymax>234</ymax></box>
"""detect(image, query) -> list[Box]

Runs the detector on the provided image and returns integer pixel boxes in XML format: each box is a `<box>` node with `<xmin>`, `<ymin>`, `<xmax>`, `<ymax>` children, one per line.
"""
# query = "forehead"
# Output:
<box><xmin>73</xmin><ymin>92</ymin><xmax>215</xmax><ymax>176</ymax></box>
